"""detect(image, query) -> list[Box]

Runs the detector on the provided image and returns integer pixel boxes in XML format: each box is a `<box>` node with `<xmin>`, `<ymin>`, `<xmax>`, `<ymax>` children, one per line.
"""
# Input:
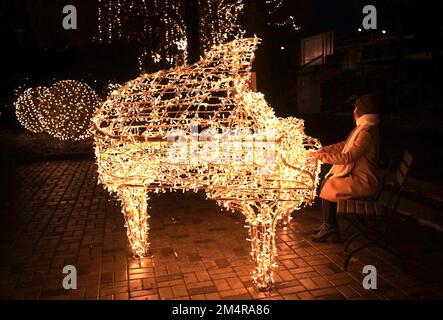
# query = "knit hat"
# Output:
<box><xmin>356</xmin><ymin>94</ymin><xmax>379</xmax><ymax>115</ymax></box>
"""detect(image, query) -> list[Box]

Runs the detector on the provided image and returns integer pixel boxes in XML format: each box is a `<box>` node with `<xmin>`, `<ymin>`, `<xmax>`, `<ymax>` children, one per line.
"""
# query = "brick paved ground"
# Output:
<box><xmin>1</xmin><ymin>159</ymin><xmax>443</xmax><ymax>300</ymax></box>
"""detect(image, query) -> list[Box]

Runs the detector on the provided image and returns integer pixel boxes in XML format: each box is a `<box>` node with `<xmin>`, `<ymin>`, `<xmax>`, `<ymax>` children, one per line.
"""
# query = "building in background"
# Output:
<box><xmin>297</xmin><ymin>32</ymin><xmax>335</xmax><ymax>114</ymax></box>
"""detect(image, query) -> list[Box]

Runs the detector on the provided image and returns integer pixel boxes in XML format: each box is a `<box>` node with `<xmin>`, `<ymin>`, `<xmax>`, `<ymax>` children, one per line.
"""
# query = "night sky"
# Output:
<box><xmin>1</xmin><ymin>0</ymin><xmax>441</xmax><ymax>120</ymax></box>
<box><xmin>1</xmin><ymin>1</ymin><xmax>440</xmax><ymax>69</ymax></box>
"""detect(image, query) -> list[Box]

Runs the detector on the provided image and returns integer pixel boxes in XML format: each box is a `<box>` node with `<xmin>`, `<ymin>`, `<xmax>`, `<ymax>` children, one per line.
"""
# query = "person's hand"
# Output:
<box><xmin>307</xmin><ymin>150</ymin><xmax>321</xmax><ymax>163</ymax></box>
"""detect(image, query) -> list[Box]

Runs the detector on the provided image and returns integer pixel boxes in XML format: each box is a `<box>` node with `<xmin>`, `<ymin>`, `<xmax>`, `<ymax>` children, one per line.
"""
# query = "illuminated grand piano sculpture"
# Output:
<box><xmin>93</xmin><ymin>38</ymin><xmax>321</xmax><ymax>291</ymax></box>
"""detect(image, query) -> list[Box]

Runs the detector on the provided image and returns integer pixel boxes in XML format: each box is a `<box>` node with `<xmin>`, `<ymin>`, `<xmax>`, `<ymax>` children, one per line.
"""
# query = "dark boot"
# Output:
<box><xmin>313</xmin><ymin>199</ymin><xmax>335</xmax><ymax>234</ymax></box>
<box><xmin>312</xmin><ymin>224</ymin><xmax>341</xmax><ymax>243</ymax></box>
<box><xmin>312</xmin><ymin>223</ymin><xmax>326</xmax><ymax>234</ymax></box>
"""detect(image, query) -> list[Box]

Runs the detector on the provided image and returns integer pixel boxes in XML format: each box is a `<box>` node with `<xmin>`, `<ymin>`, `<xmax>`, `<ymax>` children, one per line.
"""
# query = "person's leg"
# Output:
<box><xmin>323</xmin><ymin>199</ymin><xmax>338</xmax><ymax>227</ymax></box>
<box><xmin>312</xmin><ymin>198</ymin><xmax>330</xmax><ymax>233</ymax></box>
<box><xmin>312</xmin><ymin>178</ymin><xmax>330</xmax><ymax>233</ymax></box>
<box><xmin>312</xmin><ymin>200</ymin><xmax>340</xmax><ymax>243</ymax></box>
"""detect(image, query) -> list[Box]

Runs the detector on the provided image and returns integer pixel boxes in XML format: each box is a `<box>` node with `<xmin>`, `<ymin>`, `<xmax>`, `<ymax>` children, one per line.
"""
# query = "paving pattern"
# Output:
<box><xmin>1</xmin><ymin>159</ymin><xmax>442</xmax><ymax>300</ymax></box>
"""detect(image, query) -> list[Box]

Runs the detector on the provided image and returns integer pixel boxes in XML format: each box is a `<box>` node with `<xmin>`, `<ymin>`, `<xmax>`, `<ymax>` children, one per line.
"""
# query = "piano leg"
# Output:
<box><xmin>118</xmin><ymin>187</ymin><xmax>151</xmax><ymax>257</ymax></box>
<box><xmin>249</xmin><ymin>221</ymin><xmax>278</xmax><ymax>292</ymax></box>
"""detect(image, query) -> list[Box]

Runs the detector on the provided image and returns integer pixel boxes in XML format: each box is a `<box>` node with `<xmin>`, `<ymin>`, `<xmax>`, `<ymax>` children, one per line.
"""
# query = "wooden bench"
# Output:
<box><xmin>337</xmin><ymin>151</ymin><xmax>414</xmax><ymax>270</ymax></box>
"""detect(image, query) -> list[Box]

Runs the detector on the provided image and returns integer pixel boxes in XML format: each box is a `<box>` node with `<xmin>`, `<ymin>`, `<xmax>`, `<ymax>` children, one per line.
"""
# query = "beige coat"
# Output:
<box><xmin>318</xmin><ymin>125</ymin><xmax>380</xmax><ymax>202</ymax></box>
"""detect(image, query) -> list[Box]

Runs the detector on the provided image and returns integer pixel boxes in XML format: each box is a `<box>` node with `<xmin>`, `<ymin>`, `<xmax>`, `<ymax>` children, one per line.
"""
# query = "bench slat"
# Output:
<box><xmin>337</xmin><ymin>200</ymin><xmax>346</xmax><ymax>215</ymax></box>
<box><xmin>355</xmin><ymin>200</ymin><xmax>365</xmax><ymax>215</ymax></box>
<box><xmin>337</xmin><ymin>200</ymin><xmax>385</xmax><ymax>217</ymax></box>
<box><xmin>346</xmin><ymin>200</ymin><xmax>356</xmax><ymax>215</ymax></box>
<box><xmin>364</xmin><ymin>201</ymin><xmax>375</xmax><ymax>216</ymax></box>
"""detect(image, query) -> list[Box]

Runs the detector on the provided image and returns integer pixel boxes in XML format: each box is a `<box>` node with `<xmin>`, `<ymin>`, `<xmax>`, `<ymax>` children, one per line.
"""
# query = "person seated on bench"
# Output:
<box><xmin>308</xmin><ymin>94</ymin><xmax>381</xmax><ymax>243</ymax></box>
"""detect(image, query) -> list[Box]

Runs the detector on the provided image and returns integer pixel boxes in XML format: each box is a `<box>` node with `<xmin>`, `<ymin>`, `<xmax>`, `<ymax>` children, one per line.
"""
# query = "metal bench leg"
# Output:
<box><xmin>342</xmin><ymin>221</ymin><xmax>356</xmax><ymax>241</ymax></box>
<box><xmin>344</xmin><ymin>232</ymin><xmax>363</xmax><ymax>253</ymax></box>
<box><xmin>344</xmin><ymin>241</ymin><xmax>407</xmax><ymax>272</ymax></box>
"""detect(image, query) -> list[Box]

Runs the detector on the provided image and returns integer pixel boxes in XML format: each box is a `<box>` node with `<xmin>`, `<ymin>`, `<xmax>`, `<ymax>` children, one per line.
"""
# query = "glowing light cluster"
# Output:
<box><xmin>95</xmin><ymin>0</ymin><xmax>188</xmax><ymax>71</ymax></box>
<box><xmin>38</xmin><ymin>80</ymin><xmax>102</xmax><ymax>141</ymax></box>
<box><xmin>93</xmin><ymin>38</ymin><xmax>321</xmax><ymax>291</ymax></box>
<box><xmin>274</xmin><ymin>16</ymin><xmax>301</xmax><ymax>31</ymax></box>
<box><xmin>14</xmin><ymin>87</ymin><xmax>49</xmax><ymax>133</ymax></box>
<box><xmin>95</xmin><ymin>0</ymin><xmax>246</xmax><ymax>71</ymax></box>
<box><xmin>14</xmin><ymin>81</ymin><xmax>101</xmax><ymax>141</ymax></box>
<box><xmin>266</xmin><ymin>0</ymin><xmax>301</xmax><ymax>31</ymax></box>
<box><xmin>198</xmin><ymin>0</ymin><xmax>246</xmax><ymax>52</ymax></box>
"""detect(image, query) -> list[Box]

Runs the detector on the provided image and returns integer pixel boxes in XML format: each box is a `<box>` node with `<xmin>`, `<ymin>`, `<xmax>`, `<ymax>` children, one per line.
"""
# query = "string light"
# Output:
<box><xmin>93</xmin><ymin>37</ymin><xmax>321</xmax><ymax>291</ymax></box>
<box><xmin>106</xmin><ymin>82</ymin><xmax>121</xmax><ymax>92</ymax></box>
<box><xmin>39</xmin><ymin>80</ymin><xmax>101</xmax><ymax>141</ymax></box>
<box><xmin>198</xmin><ymin>0</ymin><xmax>246</xmax><ymax>53</ymax></box>
<box><xmin>95</xmin><ymin>0</ymin><xmax>188</xmax><ymax>71</ymax></box>
<box><xmin>14</xmin><ymin>87</ymin><xmax>49</xmax><ymax>133</ymax></box>
<box><xmin>266</xmin><ymin>0</ymin><xmax>283</xmax><ymax>15</ymax></box>
<box><xmin>266</xmin><ymin>0</ymin><xmax>301</xmax><ymax>32</ymax></box>
<box><xmin>274</xmin><ymin>16</ymin><xmax>301</xmax><ymax>31</ymax></box>
<box><xmin>95</xmin><ymin>0</ymin><xmax>245</xmax><ymax>71</ymax></box>
<box><xmin>97</xmin><ymin>0</ymin><xmax>103</xmax><ymax>42</ymax></box>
